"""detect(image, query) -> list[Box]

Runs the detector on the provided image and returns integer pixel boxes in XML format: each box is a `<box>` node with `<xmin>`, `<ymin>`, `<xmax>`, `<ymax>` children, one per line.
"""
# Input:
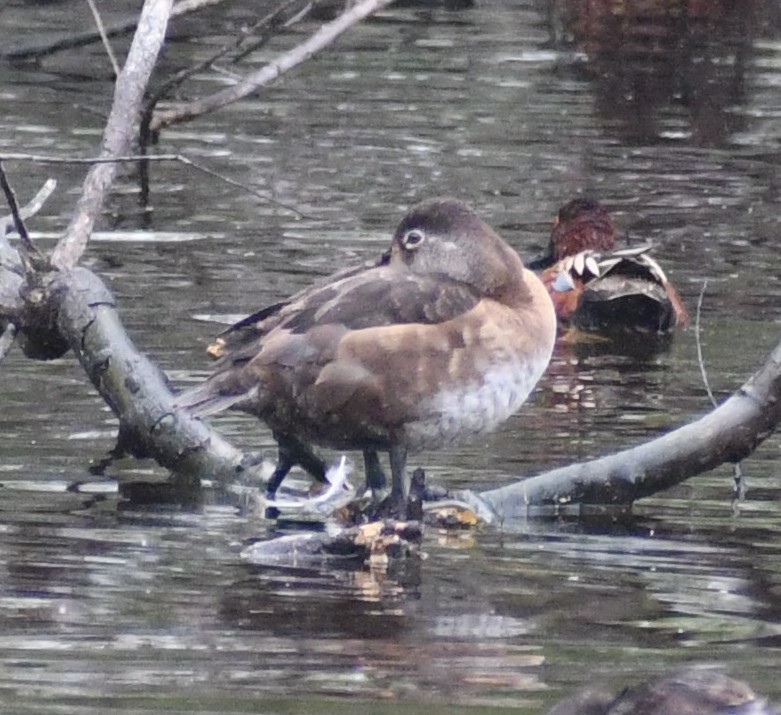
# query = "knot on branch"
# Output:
<box><xmin>18</xmin><ymin>274</ymin><xmax>70</xmax><ymax>360</ymax></box>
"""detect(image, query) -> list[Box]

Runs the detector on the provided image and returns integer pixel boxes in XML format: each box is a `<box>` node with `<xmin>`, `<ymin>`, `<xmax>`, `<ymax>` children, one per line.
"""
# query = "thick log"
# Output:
<box><xmin>52</xmin><ymin>266</ymin><xmax>262</xmax><ymax>486</ymax></box>
<box><xmin>460</xmin><ymin>337</ymin><xmax>781</xmax><ymax>523</ymax></box>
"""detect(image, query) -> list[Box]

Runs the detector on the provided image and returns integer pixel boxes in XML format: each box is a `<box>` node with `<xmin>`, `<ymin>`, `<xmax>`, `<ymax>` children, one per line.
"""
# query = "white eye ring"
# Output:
<box><xmin>402</xmin><ymin>229</ymin><xmax>425</xmax><ymax>249</ymax></box>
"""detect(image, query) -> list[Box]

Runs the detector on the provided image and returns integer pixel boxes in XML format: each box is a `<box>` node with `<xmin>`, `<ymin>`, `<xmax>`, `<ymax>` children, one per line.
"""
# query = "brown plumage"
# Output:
<box><xmin>176</xmin><ymin>198</ymin><xmax>556</xmax><ymax>507</ymax></box>
<box><xmin>529</xmin><ymin>198</ymin><xmax>688</xmax><ymax>334</ymax></box>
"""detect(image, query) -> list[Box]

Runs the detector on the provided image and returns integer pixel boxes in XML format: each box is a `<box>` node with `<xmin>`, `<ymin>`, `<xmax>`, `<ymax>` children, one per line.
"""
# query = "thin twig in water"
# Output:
<box><xmin>0</xmin><ymin>152</ymin><xmax>306</xmax><ymax>218</ymax></box>
<box><xmin>86</xmin><ymin>0</ymin><xmax>121</xmax><ymax>76</ymax></box>
<box><xmin>696</xmin><ymin>280</ymin><xmax>746</xmax><ymax>507</ymax></box>
<box><xmin>695</xmin><ymin>279</ymin><xmax>717</xmax><ymax>408</ymax></box>
<box><xmin>0</xmin><ymin>323</ymin><xmax>17</xmax><ymax>364</ymax></box>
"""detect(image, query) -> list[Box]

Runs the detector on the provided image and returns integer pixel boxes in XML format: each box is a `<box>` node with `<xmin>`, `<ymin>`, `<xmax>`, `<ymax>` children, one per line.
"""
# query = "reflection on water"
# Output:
<box><xmin>1</xmin><ymin>0</ymin><xmax>781</xmax><ymax>713</ymax></box>
<box><xmin>555</xmin><ymin>0</ymin><xmax>772</xmax><ymax>146</ymax></box>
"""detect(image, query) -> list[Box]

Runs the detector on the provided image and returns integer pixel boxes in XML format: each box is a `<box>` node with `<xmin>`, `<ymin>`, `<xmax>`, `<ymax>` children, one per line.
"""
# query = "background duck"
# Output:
<box><xmin>177</xmin><ymin>198</ymin><xmax>556</xmax><ymax>512</ymax></box>
<box><xmin>528</xmin><ymin>198</ymin><xmax>689</xmax><ymax>335</ymax></box>
<box><xmin>546</xmin><ymin>669</ymin><xmax>776</xmax><ymax>715</ymax></box>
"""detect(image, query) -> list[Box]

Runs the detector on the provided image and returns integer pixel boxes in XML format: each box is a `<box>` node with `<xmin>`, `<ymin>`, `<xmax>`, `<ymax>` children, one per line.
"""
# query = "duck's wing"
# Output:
<box><xmin>206</xmin><ymin>250</ymin><xmax>392</xmax><ymax>359</ymax></box>
<box><xmin>176</xmin><ymin>266</ymin><xmax>483</xmax><ymax>416</ymax></box>
<box><xmin>206</xmin><ymin>300</ymin><xmax>289</xmax><ymax>359</ymax></box>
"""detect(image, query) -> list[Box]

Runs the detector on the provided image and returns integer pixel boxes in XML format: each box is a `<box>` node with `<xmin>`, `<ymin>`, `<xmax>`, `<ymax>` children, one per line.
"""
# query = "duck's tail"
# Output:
<box><xmin>173</xmin><ymin>373</ymin><xmax>257</xmax><ymax>418</ymax></box>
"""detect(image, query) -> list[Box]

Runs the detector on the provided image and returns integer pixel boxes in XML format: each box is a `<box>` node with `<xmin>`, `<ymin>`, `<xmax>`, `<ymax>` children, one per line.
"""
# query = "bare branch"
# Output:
<box><xmin>462</xmin><ymin>336</ymin><xmax>781</xmax><ymax>523</ymax></box>
<box><xmin>0</xmin><ymin>323</ymin><xmax>17</xmax><ymax>364</ymax></box>
<box><xmin>52</xmin><ymin>267</ymin><xmax>262</xmax><ymax>485</ymax></box>
<box><xmin>0</xmin><ymin>179</ymin><xmax>57</xmax><ymax>237</ymax></box>
<box><xmin>150</xmin><ymin>0</ymin><xmax>395</xmax><ymax>133</ymax></box>
<box><xmin>144</xmin><ymin>0</ymin><xmax>312</xmax><ymax>119</ymax></box>
<box><xmin>0</xmin><ymin>162</ymin><xmax>47</xmax><ymax>275</ymax></box>
<box><xmin>86</xmin><ymin>0</ymin><xmax>121</xmax><ymax>77</ymax></box>
<box><xmin>2</xmin><ymin>0</ymin><xmax>229</xmax><ymax>61</ymax></box>
<box><xmin>50</xmin><ymin>0</ymin><xmax>174</xmax><ymax>271</ymax></box>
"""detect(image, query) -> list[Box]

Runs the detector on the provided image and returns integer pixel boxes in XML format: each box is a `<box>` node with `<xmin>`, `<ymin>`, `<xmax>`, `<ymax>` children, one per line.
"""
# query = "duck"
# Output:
<box><xmin>176</xmin><ymin>198</ymin><xmax>557</xmax><ymax>511</ymax></box>
<box><xmin>546</xmin><ymin>669</ymin><xmax>776</xmax><ymax>715</ymax></box>
<box><xmin>528</xmin><ymin>198</ymin><xmax>688</xmax><ymax>334</ymax></box>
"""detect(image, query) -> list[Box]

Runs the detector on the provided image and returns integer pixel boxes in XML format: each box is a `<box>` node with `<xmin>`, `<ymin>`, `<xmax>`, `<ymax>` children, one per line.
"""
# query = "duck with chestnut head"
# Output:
<box><xmin>529</xmin><ymin>198</ymin><xmax>688</xmax><ymax>335</ymax></box>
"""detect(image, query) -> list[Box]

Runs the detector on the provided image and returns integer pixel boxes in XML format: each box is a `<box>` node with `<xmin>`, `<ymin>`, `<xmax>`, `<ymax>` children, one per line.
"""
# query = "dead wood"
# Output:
<box><xmin>148</xmin><ymin>0</ymin><xmax>395</xmax><ymax>134</ymax></box>
<box><xmin>52</xmin><ymin>266</ymin><xmax>259</xmax><ymax>485</ymax></box>
<box><xmin>50</xmin><ymin>0</ymin><xmax>174</xmax><ymax>271</ymax></box>
<box><xmin>457</xmin><ymin>336</ymin><xmax>781</xmax><ymax>524</ymax></box>
<box><xmin>240</xmin><ymin>519</ymin><xmax>423</xmax><ymax>567</ymax></box>
<box><xmin>1</xmin><ymin>0</ymin><xmax>230</xmax><ymax>62</ymax></box>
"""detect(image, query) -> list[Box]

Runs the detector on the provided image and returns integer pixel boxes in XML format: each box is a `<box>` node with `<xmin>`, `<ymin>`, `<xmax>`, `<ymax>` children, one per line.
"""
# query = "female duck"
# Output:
<box><xmin>177</xmin><ymin>198</ymin><xmax>556</xmax><ymax>509</ymax></box>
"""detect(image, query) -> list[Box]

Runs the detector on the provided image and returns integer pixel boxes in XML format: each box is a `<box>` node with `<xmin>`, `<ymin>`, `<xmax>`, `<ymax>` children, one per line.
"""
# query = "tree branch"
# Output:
<box><xmin>2</xmin><ymin>0</ymin><xmax>229</xmax><ymax>61</ymax></box>
<box><xmin>50</xmin><ymin>0</ymin><xmax>174</xmax><ymax>271</ymax></box>
<box><xmin>149</xmin><ymin>0</ymin><xmax>395</xmax><ymax>133</ymax></box>
<box><xmin>0</xmin><ymin>162</ymin><xmax>47</xmax><ymax>275</ymax></box>
<box><xmin>51</xmin><ymin>267</ymin><xmax>261</xmax><ymax>486</ymax></box>
<box><xmin>460</xmin><ymin>337</ymin><xmax>781</xmax><ymax>524</ymax></box>
<box><xmin>86</xmin><ymin>0</ymin><xmax>121</xmax><ymax>77</ymax></box>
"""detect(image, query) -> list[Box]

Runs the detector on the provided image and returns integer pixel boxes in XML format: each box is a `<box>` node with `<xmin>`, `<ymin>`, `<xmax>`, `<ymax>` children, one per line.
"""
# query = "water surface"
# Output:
<box><xmin>1</xmin><ymin>0</ymin><xmax>781</xmax><ymax>712</ymax></box>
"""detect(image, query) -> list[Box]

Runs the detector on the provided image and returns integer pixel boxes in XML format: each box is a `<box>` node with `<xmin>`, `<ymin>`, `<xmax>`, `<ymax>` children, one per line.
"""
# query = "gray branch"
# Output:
<box><xmin>50</xmin><ymin>0</ymin><xmax>174</xmax><ymax>271</ymax></box>
<box><xmin>458</xmin><ymin>338</ymin><xmax>781</xmax><ymax>524</ymax></box>
<box><xmin>150</xmin><ymin>0</ymin><xmax>395</xmax><ymax>132</ymax></box>
<box><xmin>52</xmin><ymin>267</ymin><xmax>259</xmax><ymax>485</ymax></box>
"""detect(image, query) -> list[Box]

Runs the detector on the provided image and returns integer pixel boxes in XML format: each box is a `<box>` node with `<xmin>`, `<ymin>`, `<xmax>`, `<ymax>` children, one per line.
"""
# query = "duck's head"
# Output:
<box><xmin>528</xmin><ymin>198</ymin><xmax>616</xmax><ymax>270</ymax></box>
<box><xmin>389</xmin><ymin>197</ymin><xmax>524</xmax><ymax>298</ymax></box>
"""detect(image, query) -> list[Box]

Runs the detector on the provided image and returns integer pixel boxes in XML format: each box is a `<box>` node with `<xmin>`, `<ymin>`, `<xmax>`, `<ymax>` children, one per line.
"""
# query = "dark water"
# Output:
<box><xmin>2</xmin><ymin>0</ymin><xmax>781</xmax><ymax>712</ymax></box>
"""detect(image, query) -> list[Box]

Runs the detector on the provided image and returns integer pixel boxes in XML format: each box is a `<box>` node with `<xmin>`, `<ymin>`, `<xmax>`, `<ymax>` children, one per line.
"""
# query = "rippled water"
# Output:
<box><xmin>2</xmin><ymin>0</ymin><xmax>781</xmax><ymax>712</ymax></box>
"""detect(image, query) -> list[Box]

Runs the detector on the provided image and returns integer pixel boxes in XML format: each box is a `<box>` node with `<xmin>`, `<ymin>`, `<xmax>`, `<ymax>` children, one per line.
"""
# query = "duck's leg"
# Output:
<box><xmin>363</xmin><ymin>449</ymin><xmax>386</xmax><ymax>495</ymax></box>
<box><xmin>267</xmin><ymin>432</ymin><xmax>327</xmax><ymax>498</ymax></box>
<box><xmin>388</xmin><ymin>445</ymin><xmax>409</xmax><ymax>508</ymax></box>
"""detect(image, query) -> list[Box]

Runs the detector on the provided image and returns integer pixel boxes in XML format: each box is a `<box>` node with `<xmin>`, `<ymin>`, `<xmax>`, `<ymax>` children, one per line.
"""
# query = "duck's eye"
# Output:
<box><xmin>402</xmin><ymin>229</ymin><xmax>425</xmax><ymax>249</ymax></box>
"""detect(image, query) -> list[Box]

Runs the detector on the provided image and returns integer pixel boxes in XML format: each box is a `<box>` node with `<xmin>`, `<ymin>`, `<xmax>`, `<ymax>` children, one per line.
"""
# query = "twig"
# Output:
<box><xmin>0</xmin><ymin>323</ymin><xmax>17</xmax><ymax>364</ymax></box>
<box><xmin>50</xmin><ymin>0</ymin><xmax>174</xmax><ymax>271</ymax></box>
<box><xmin>695</xmin><ymin>279</ymin><xmax>717</xmax><ymax>408</ymax></box>
<box><xmin>150</xmin><ymin>0</ymin><xmax>395</xmax><ymax>132</ymax></box>
<box><xmin>230</xmin><ymin>0</ymin><xmax>315</xmax><ymax>64</ymax></box>
<box><xmin>0</xmin><ymin>161</ymin><xmax>46</xmax><ymax>274</ymax></box>
<box><xmin>86</xmin><ymin>0</ymin><xmax>121</xmax><ymax>77</ymax></box>
<box><xmin>0</xmin><ymin>152</ymin><xmax>305</xmax><ymax>218</ymax></box>
<box><xmin>2</xmin><ymin>0</ymin><xmax>229</xmax><ymax>61</ymax></box>
<box><xmin>696</xmin><ymin>280</ymin><xmax>745</xmax><ymax>508</ymax></box>
<box><xmin>144</xmin><ymin>0</ymin><xmax>310</xmax><ymax>119</ymax></box>
<box><xmin>0</xmin><ymin>178</ymin><xmax>57</xmax><ymax>236</ymax></box>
